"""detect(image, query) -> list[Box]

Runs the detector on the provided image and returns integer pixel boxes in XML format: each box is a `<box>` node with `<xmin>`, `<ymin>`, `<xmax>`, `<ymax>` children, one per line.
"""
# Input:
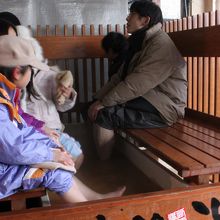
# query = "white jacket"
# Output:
<box><xmin>22</xmin><ymin>68</ymin><xmax>77</xmax><ymax>130</ymax></box>
<box><xmin>16</xmin><ymin>25</ymin><xmax>77</xmax><ymax>130</ymax></box>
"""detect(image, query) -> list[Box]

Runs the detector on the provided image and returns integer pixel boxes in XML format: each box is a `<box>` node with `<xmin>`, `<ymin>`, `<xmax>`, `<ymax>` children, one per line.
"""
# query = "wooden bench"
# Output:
<box><xmin>36</xmin><ymin>21</ymin><xmax>220</xmax><ymax>185</ymax></box>
<box><xmin>122</xmin><ymin>109</ymin><xmax>220</xmax><ymax>185</ymax></box>
<box><xmin>1</xmin><ymin>182</ymin><xmax>220</xmax><ymax>219</ymax></box>
<box><xmin>120</xmin><ymin>24</ymin><xmax>220</xmax><ymax>185</ymax></box>
<box><xmin>0</xmin><ymin>188</ymin><xmax>46</xmax><ymax>211</ymax></box>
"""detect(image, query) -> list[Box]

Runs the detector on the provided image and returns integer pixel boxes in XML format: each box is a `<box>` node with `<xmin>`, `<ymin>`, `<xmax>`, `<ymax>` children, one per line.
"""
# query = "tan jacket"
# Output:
<box><xmin>95</xmin><ymin>23</ymin><xmax>187</xmax><ymax>125</ymax></box>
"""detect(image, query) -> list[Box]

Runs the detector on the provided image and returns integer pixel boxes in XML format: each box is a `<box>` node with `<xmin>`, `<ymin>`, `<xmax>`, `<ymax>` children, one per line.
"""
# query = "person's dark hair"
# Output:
<box><xmin>130</xmin><ymin>0</ymin><xmax>163</xmax><ymax>28</ymax></box>
<box><xmin>0</xmin><ymin>12</ymin><xmax>21</xmax><ymax>26</ymax></box>
<box><xmin>0</xmin><ymin>19</ymin><xmax>17</xmax><ymax>36</ymax></box>
<box><xmin>26</xmin><ymin>68</ymin><xmax>40</xmax><ymax>100</ymax></box>
<box><xmin>0</xmin><ymin>66</ymin><xmax>15</xmax><ymax>82</ymax></box>
<box><xmin>101</xmin><ymin>32</ymin><xmax>128</xmax><ymax>54</ymax></box>
<box><xmin>0</xmin><ymin>66</ymin><xmax>39</xmax><ymax>99</ymax></box>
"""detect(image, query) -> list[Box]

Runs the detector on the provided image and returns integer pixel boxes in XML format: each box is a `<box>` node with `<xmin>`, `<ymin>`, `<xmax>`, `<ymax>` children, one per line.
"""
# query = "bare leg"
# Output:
<box><xmin>74</xmin><ymin>177</ymin><xmax>125</xmax><ymax>200</ymax></box>
<box><xmin>61</xmin><ymin>181</ymin><xmax>87</xmax><ymax>203</ymax></box>
<box><xmin>61</xmin><ymin>177</ymin><xmax>126</xmax><ymax>203</ymax></box>
<box><xmin>93</xmin><ymin>124</ymin><xmax>115</xmax><ymax>160</ymax></box>
<box><xmin>74</xmin><ymin>153</ymin><xmax>84</xmax><ymax>170</ymax></box>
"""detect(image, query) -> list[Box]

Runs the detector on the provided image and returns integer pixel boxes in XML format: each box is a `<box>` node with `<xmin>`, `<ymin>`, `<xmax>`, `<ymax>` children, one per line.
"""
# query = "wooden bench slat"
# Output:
<box><xmin>148</xmin><ymin>128</ymin><xmax>220</xmax><ymax>168</ymax></box>
<box><xmin>183</xmin><ymin>166</ymin><xmax>220</xmax><ymax>177</ymax></box>
<box><xmin>178</xmin><ymin>119</ymin><xmax>220</xmax><ymax>140</ymax></box>
<box><xmin>173</xmin><ymin>123</ymin><xmax>220</xmax><ymax>148</ymax></box>
<box><xmin>126</xmin><ymin>129</ymin><xmax>203</xmax><ymax>171</ymax></box>
<box><xmin>161</xmin><ymin>126</ymin><xmax>220</xmax><ymax>159</ymax></box>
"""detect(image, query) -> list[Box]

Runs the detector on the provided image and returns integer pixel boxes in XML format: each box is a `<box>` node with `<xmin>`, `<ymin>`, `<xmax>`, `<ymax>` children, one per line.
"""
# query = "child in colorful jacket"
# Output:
<box><xmin>0</xmin><ymin>35</ymin><xmax>125</xmax><ymax>201</ymax></box>
<box><xmin>0</xmin><ymin>16</ymin><xmax>84</xmax><ymax>170</ymax></box>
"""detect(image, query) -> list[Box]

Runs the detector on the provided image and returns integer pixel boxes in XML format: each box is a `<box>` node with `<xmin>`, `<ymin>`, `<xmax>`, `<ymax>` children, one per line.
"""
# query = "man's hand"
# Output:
<box><xmin>88</xmin><ymin>100</ymin><xmax>104</xmax><ymax>122</ymax></box>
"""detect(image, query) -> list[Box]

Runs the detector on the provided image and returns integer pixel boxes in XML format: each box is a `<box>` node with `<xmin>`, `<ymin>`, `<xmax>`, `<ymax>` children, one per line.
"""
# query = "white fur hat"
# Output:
<box><xmin>16</xmin><ymin>25</ymin><xmax>45</xmax><ymax>63</ymax></box>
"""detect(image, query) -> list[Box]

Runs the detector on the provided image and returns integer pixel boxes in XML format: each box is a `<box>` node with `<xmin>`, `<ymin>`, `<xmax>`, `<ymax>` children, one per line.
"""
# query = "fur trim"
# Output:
<box><xmin>16</xmin><ymin>25</ymin><xmax>46</xmax><ymax>63</ymax></box>
<box><xmin>50</xmin><ymin>65</ymin><xmax>61</xmax><ymax>73</ymax></box>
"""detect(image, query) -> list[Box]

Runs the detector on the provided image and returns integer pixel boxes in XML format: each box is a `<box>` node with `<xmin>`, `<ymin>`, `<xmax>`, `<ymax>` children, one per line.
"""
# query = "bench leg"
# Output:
<box><xmin>186</xmin><ymin>175</ymin><xmax>210</xmax><ymax>185</ymax></box>
<box><xmin>11</xmin><ymin>199</ymin><xmax>26</xmax><ymax>211</ymax></box>
<box><xmin>212</xmin><ymin>174</ymin><xmax>219</xmax><ymax>183</ymax></box>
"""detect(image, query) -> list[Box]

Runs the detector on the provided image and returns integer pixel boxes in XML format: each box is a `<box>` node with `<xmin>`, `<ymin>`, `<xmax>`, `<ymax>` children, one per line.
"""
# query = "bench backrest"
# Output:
<box><xmin>35</xmin><ymin>11</ymin><xmax>220</xmax><ymax>122</ymax></box>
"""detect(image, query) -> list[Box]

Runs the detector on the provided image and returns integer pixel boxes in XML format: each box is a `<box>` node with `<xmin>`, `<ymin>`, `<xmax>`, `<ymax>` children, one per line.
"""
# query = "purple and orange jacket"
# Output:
<box><xmin>0</xmin><ymin>73</ymin><xmax>57</xmax><ymax>198</ymax></box>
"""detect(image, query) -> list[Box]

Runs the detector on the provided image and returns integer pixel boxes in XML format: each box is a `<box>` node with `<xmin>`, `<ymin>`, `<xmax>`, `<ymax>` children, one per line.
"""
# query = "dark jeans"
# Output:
<box><xmin>87</xmin><ymin>97</ymin><xmax>167</xmax><ymax>130</ymax></box>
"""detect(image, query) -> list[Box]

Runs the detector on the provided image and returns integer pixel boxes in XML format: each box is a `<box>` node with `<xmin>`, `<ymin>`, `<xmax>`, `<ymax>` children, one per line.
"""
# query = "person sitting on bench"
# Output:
<box><xmin>87</xmin><ymin>0</ymin><xmax>187</xmax><ymax>160</ymax></box>
<box><xmin>0</xmin><ymin>12</ymin><xmax>84</xmax><ymax>169</ymax></box>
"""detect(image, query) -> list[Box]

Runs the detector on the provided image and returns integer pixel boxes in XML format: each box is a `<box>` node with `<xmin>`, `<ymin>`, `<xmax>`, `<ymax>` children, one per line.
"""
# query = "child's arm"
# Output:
<box><xmin>19</xmin><ymin>109</ymin><xmax>45</xmax><ymax>133</ymax></box>
<box><xmin>19</xmin><ymin>102</ymin><xmax>60</xmax><ymax>141</ymax></box>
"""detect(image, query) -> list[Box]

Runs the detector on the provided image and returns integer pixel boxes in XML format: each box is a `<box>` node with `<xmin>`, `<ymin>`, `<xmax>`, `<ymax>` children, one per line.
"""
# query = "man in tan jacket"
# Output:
<box><xmin>88</xmin><ymin>0</ymin><xmax>187</xmax><ymax>160</ymax></box>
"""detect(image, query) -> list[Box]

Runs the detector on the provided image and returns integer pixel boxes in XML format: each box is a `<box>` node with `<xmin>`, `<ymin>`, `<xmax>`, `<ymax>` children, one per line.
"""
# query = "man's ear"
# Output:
<box><xmin>142</xmin><ymin>16</ymin><xmax>150</xmax><ymax>26</ymax></box>
<box><xmin>12</xmin><ymin>66</ymin><xmax>21</xmax><ymax>81</ymax></box>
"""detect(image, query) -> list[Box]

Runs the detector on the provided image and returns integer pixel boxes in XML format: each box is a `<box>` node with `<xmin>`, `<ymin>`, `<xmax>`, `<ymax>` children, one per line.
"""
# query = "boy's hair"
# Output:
<box><xmin>0</xmin><ymin>19</ymin><xmax>17</xmax><ymax>36</ymax></box>
<box><xmin>130</xmin><ymin>0</ymin><xmax>163</xmax><ymax>28</ymax></box>
<box><xmin>101</xmin><ymin>32</ymin><xmax>128</xmax><ymax>54</ymax></box>
<box><xmin>0</xmin><ymin>11</ymin><xmax>21</xmax><ymax>26</ymax></box>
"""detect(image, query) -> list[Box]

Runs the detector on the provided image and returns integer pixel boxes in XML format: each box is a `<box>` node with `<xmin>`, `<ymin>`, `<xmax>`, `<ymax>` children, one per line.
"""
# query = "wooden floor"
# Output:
<box><xmin>49</xmin><ymin>123</ymin><xmax>161</xmax><ymax>205</ymax></box>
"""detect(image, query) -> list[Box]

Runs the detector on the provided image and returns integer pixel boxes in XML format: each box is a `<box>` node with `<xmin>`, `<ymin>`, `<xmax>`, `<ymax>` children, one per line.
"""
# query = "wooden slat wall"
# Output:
<box><xmin>164</xmin><ymin>11</ymin><xmax>220</xmax><ymax>118</ymax></box>
<box><xmin>33</xmin><ymin>11</ymin><xmax>220</xmax><ymax>122</ymax></box>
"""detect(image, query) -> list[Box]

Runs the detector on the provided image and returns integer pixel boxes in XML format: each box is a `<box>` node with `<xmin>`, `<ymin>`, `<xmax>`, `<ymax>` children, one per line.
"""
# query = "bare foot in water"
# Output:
<box><xmin>101</xmin><ymin>186</ymin><xmax>126</xmax><ymax>199</ymax></box>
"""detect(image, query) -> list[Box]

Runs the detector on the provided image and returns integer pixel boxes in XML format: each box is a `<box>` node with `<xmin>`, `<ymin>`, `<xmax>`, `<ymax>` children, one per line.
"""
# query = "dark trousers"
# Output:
<box><xmin>93</xmin><ymin>97</ymin><xmax>167</xmax><ymax>130</ymax></box>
